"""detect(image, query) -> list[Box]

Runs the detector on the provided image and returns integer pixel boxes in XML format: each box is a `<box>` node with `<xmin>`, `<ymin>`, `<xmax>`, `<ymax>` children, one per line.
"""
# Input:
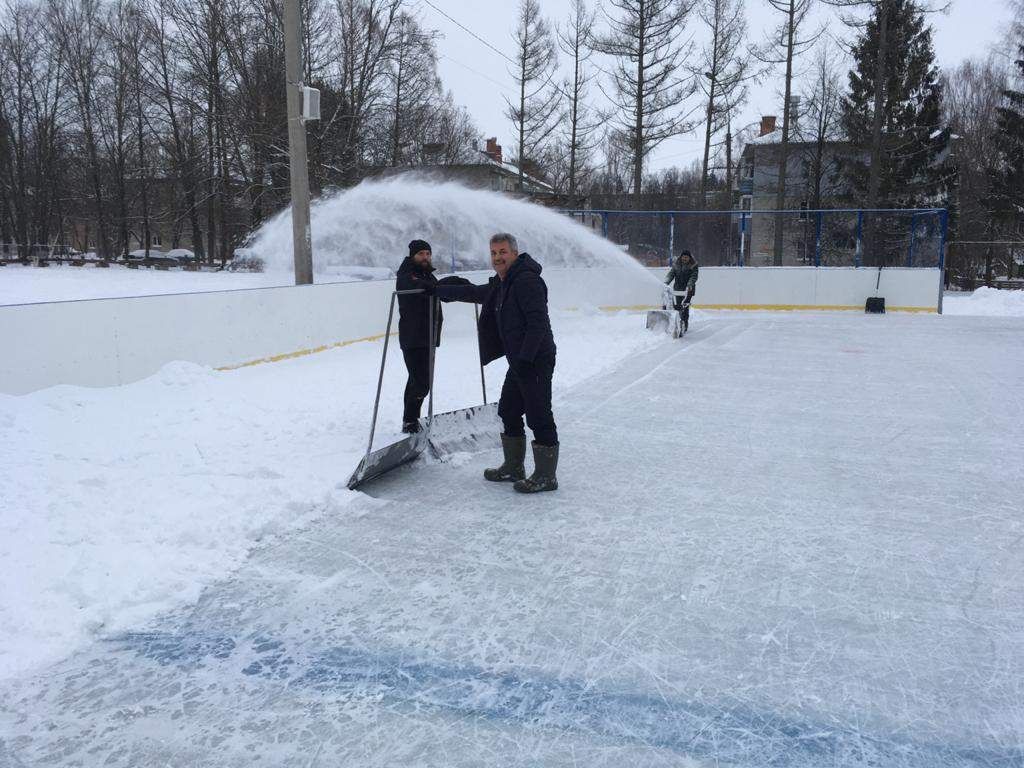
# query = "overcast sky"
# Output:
<box><xmin>416</xmin><ymin>0</ymin><xmax>1010</xmax><ymax>173</ymax></box>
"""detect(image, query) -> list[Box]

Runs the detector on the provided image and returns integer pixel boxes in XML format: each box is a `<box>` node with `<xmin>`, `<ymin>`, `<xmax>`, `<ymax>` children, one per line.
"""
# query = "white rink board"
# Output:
<box><xmin>0</xmin><ymin>267</ymin><xmax>662</xmax><ymax>395</ymax></box>
<box><xmin>650</xmin><ymin>266</ymin><xmax>941</xmax><ymax>311</ymax></box>
<box><xmin>0</xmin><ymin>266</ymin><xmax>939</xmax><ymax>395</ymax></box>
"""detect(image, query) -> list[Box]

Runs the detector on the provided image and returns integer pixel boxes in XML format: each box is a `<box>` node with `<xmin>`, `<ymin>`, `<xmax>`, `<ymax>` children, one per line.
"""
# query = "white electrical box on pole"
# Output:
<box><xmin>301</xmin><ymin>87</ymin><xmax>321</xmax><ymax>122</ymax></box>
<box><xmin>284</xmin><ymin>0</ymin><xmax>313</xmax><ymax>285</ymax></box>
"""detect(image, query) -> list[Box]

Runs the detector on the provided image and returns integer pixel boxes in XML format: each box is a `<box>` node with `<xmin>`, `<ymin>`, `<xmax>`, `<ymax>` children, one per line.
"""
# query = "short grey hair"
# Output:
<box><xmin>489</xmin><ymin>232</ymin><xmax>519</xmax><ymax>253</ymax></box>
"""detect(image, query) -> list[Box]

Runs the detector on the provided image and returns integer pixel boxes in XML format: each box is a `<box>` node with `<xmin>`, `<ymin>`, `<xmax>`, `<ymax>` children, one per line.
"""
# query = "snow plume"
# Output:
<box><xmin>246</xmin><ymin>176</ymin><xmax>647</xmax><ymax>276</ymax></box>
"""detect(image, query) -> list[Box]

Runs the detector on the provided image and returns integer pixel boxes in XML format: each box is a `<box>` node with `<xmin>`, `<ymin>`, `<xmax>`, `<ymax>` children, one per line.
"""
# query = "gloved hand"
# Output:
<box><xmin>420</xmin><ymin>281</ymin><xmax>436</xmax><ymax>296</ymax></box>
<box><xmin>438</xmin><ymin>276</ymin><xmax>471</xmax><ymax>286</ymax></box>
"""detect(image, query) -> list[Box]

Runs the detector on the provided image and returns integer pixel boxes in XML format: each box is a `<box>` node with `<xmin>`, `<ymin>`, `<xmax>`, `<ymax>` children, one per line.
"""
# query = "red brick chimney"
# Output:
<box><xmin>759</xmin><ymin>115</ymin><xmax>777</xmax><ymax>136</ymax></box>
<box><xmin>484</xmin><ymin>137</ymin><xmax>503</xmax><ymax>164</ymax></box>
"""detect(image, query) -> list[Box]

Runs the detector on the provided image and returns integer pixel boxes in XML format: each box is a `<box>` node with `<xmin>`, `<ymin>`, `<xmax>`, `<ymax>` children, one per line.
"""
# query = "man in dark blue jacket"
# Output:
<box><xmin>430</xmin><ymin>232</ymin><xmax>559</xmax><ymax>493</ymax></box>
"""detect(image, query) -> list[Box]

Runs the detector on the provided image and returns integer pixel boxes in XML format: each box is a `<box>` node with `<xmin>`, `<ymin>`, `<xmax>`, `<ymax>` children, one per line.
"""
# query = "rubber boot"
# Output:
<box><xmin>514</xmin><ymin>442</ymin><xmax>559</xmax><ymax>493</ymax></box>
<box><xmin>484</xmin><ymin>434</ymin><xmax>526</xmax><ymax>482</ymax></box>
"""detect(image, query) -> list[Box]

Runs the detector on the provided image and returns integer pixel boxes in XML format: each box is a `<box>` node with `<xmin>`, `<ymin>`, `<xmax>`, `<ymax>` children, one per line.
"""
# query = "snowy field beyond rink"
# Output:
<box><xmin>2</xmin><ymin>308</ymin><xmax>1023</xmax><ymax>767</ymax></box>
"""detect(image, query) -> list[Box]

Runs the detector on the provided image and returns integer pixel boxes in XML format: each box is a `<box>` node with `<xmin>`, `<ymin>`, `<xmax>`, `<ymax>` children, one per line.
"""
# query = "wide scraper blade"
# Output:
<box><xmin>346</xmin><ymin>431</ymin><xmax>429</xmax><ymax>490</ymax></box>
<box><xmin>427</xmin><ymin>402</ymin><xmax>501</xmax><ymax>458</ymax></box>
<box><xmin>346</xmin><ymin>402</ymin><xmax>501</xmax><ymax>490</ymax></box>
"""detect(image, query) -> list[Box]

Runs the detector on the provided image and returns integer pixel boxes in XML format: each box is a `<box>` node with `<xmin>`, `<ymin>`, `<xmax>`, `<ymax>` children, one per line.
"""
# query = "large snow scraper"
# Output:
<box><xmin>865</xmin><ymin>266</ymin><xmax>886</xmax><ymax>313</ymax></box>
<box><xmin>646</xmin><ymin>286</ymin><xmax>685</xmax><ymax>339</ymax></box>
<box><xmin>347</xmin><ymin>290</ymin><xmax>499</xmax><ymax>490</ymax></box>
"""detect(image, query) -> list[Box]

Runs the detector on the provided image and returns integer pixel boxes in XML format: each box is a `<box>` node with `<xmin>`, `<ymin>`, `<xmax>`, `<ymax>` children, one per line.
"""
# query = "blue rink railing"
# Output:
<box><xmin>560</xmin><ymin>208</ymin><xmax>949</xmax><ymax>270</ymax></box>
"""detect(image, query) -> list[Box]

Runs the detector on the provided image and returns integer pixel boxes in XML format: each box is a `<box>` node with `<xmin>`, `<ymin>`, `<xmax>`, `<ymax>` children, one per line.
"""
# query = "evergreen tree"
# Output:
<box><xmin>841</xmin><ymin>0</ymin><xmax>948</xmax><ymax>262</ymax></box>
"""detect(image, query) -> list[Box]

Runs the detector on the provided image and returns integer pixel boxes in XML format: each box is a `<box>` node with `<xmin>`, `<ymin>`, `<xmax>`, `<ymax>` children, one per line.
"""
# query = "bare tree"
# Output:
<box><xmin>756</xmin><ymin>0</ymin><xmax>820</xmax><ymax>264</ymax></box>
<box><xmin>556</xmin><ymin>0</ymin><xmax>599</xmax><ymax>197</ymax></box>
<box><xmin>0</xmin><ymin>0</ymin><xmax>66</xmax><ymax>257</ymax></box>
<box><xmin>50</xmin><ymin>0</ymin><xmax>114</xmax><ymax>259</ymax></box>
<box><xmin>505</xmin><ymin>0</ymin><xmax>560</xmax><ymax>192</ymax></box>
<box><xmin>595</xmin><ymin>0</ymin><xmax>698</xmax><ymax>207</ymax></box>
<box><xmin>146</xmin><ymin>0</ymin><xmax>206</xmax><ymax>255</ymax></box>
<box><xmin>386</xmin><ymin>12</ymin><xmax>440</xmax><ymax>167</ymax></box>
<box><xmin>695</xmin><ymin>0</ymin><xmax>750</xmax><ymax>209</ymax></box>
<box><xmin>333</xmin><ymin>0</ymin><xmax>400</xmax><ymax>183</ymax></box>
<box><xmin>794</xmin><ymin>44</ymin><xmax>844</xmax><ymax>209</ymax></box>
<box><xmin>943</xmin><ymin>58</ymin><xmax>1008</xmax><ymax>284</ymax></box>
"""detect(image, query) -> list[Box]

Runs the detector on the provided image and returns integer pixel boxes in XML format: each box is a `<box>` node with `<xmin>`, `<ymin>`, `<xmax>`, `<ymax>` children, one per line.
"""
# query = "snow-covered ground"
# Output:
<box><xmin>0</xmin><ymin>308</ymin><xmax>659</xmax><ymax>680</ymax></box>
<box><xmin>1</xmin><ymin>309</ymin><xmax>1022</xmax><ymax>766</ymax></box>
<box><xmin>0</xmin><ymin>263</ymin><xmax>397</xmax><ymax>305</ymax></box>
<box><xmin>944</xmin><ymin>286</ymin><xmax>1024</xmax><ymax>316</ymax></box>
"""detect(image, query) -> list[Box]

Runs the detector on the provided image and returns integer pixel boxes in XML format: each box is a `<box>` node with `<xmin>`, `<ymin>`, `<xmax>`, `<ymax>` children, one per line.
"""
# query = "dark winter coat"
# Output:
<box><xmin>666</xmin><ymin>257</ymin><xmax>699</xmax><ymax>294</ymax></box>
<box><xmin>434</xmin><ymin>253</ymin><xmax>556</xmax><ymax>367</ymax></box>
<box><xmin>396</xmin><ymin>256</ymin><xmax>442</xmax><ymax>350</ymax></box>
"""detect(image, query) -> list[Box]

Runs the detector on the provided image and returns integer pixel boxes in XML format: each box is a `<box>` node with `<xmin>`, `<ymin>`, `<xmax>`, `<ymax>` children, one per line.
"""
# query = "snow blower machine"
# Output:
<box><xmin>646</xmin><ymin>285</ymin><xmax>689</xmax><ymax>339</ymax></box>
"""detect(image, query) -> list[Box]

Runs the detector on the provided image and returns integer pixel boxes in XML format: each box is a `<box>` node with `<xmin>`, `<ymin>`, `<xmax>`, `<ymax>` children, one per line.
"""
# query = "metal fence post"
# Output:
<box><xmin>907</xmin><ymin>213</ymin><xmax>917</xmax><ymax>267</ymax></box>
<box><xmin>814</xmin><ymin>211</ymin><xmax>823</xmax><ymax>267</ymax></box>
<box><xmin>668</xmin><ymin>215</ymin><xmax>675</xmax><ymax>266</ymax></box>
<box><xmin>739</xmin><ymin>212</ymin><xmax>746</xmax><ymax>267</ymax></box>
<box><xmin>855</xmin><ymin>210</ymin><xmax>864</xmax><ymax>268</ymax></box>
<box><xmin>937</xmin><ymin>208</ymin><xmax>949</xmax><ymax>314</ymax></box>
<box><xmin>938</xmin><ymin>208</ymin><xmax>948</xmax><ymax>269</ymax></box>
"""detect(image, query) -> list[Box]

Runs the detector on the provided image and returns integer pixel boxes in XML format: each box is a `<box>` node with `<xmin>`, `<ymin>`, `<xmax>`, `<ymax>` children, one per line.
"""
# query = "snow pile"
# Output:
<box><xmin>0</xmin><ymin>309</ymin><xmax>663</xmax><ymax>681</ymax></box>
<box><xmin>246</xmin><ymin>176</ymin><xmax>649</xmax><ymax>275</ymax></box>
<box><xmin>943</xmin><ymin>287</ymin><xmax>1024</xmax><ymax>316</ymax></box>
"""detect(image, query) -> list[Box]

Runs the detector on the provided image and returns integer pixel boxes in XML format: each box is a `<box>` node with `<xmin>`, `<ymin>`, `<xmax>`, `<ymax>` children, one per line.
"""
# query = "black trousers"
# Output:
<box><xmin>402</xmin><ymin>347</ymin><xmax>432</xmax><ymax>423</ymax></box>
<box><xmin>499</xmin><ymin>355</ymin><xmax>558</xmax><ymax>446</ymax></box>
<box><xmin>674</xmin><ymin>292</ymin><xmax>692</xmax><ymax>328</ymax></box>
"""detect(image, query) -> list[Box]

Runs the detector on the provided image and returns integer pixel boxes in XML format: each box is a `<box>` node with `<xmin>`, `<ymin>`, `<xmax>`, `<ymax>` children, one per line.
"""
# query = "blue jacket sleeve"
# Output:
<box><xmin>516</xmin><ymin>272</ymin><xmax>551</xmax><ymax>363</ymax></box>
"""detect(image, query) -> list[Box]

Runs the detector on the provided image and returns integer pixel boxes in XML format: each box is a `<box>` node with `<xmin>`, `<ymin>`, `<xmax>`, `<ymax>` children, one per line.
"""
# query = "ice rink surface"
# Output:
<box><xmin>2</xmin><ymin>311</ymin><xmax>1022</xmax><ymax>767</ymax></box>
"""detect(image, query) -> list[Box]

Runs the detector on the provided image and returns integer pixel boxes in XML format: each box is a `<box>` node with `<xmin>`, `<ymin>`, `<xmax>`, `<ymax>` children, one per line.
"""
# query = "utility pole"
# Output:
<box><xmin>284</xmin><ymin>0</ymin><xmax>313</xmax><ymax>285</ymax></box>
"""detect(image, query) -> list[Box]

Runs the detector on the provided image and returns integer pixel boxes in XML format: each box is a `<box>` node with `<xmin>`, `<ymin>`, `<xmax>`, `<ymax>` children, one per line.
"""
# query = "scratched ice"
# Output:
<box><xmin>2</xmin><ymin>312</ymin><xmax>1022</xmax><ymax>767</ymax></box>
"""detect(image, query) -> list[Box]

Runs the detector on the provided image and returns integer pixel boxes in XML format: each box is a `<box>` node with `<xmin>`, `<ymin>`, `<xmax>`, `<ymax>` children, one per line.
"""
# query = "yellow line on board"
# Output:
<box><xmin>216</xmin><ymin>332</ymin><xmax>397</xmax><ymax>371</ymax></box>
<box><xmin>217</xmin><ymin>302</ymin><xmax>936</xmax><ymax>372</ymax></box>
<box><xmin>604</xmin><ymin>304</ymin><xmax>937</xmax><ymax>313</ymax></box>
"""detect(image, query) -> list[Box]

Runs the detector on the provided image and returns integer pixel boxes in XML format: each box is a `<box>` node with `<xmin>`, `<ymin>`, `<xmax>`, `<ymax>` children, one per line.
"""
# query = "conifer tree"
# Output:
<box><xmin>840</xmin><ymin>0</ymin><xmax>947</xmax><ymax>263</ymax></box>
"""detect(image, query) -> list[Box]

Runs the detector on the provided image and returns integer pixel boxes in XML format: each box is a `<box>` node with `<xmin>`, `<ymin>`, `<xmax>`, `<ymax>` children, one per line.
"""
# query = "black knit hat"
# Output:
<box><xmin>408</xmin><ymin>239</ymin><xmax>431</xmax><ymax>257</ymax></box>
<box><xmin>680</xmin><ymin>249</ymin><xmax>692</xmax><ymax>258</ymax></box>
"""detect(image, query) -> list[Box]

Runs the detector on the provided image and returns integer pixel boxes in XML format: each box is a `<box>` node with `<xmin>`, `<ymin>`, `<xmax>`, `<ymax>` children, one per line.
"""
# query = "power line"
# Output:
<box><xmin>420</xmin><ymin>0</ymin><xmax>583</xmax><ymax>113</ymax></box>
<box><xmin>420</xmin><ymin>0</ymin><xmax>517</xmax><ymax>68</ymax></box>
<box><xmin>439</xmin><ymin>54</ymin><xmax>516</xmax><ymax>96</ymax></box>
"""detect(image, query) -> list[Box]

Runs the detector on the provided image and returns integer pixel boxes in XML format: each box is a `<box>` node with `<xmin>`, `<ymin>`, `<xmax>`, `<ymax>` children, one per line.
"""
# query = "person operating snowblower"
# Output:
<box><xmin>665</xmin><ymin>249</ymin><xmax>699</xmax><ymax>334</ymax></box>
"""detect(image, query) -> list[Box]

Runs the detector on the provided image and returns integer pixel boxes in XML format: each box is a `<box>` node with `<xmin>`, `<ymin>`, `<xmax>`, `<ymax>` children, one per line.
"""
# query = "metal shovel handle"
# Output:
<box><xmin>474</xmin><ymin>303</ymin><xmax>487</xmax><ymax>404</ymax></box>
<box><xmin>365</xmin><ymin>288</ymin><xmax>428</xmax><ymax>457</ymax></box>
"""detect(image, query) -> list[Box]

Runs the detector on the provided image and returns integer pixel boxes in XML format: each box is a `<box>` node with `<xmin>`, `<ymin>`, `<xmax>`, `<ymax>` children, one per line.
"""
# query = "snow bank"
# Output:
<box><xmin>943</xmin><ymin>286</ymin><xmax>1024</xmax><ymax>316</ymax></box>
<box><xmin>0</xmin><ymin>309</ymin><xmax>662</xmax><ymax>681</ymax></box>
<box><xmin>0</xmin><ymin>264</ymin><xmax>287</xmax><ymax>305</ymax></box>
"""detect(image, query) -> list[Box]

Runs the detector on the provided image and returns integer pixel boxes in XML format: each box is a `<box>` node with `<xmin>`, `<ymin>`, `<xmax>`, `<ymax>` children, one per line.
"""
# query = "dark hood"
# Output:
<box><xmin>398</xmin><ymin>255</ymin><xmax>435</xmax><ymax>276</ymax></box>
<box><xmin>506</xmin><ymin>252</ymin><xmax>542</xmax><ymax>280</ymax></box>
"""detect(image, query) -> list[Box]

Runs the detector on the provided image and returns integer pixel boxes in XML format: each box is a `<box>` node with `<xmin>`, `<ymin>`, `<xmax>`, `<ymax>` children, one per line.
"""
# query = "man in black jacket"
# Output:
<box><xmin>430</xmin><ymin>232</ymin><xmax>559</xmax><ymax>493</ymax></box>
<box><xmin>396</xmin><ymin>239</ymin><xmax>442</xmax><ymax>433</ymax></box>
